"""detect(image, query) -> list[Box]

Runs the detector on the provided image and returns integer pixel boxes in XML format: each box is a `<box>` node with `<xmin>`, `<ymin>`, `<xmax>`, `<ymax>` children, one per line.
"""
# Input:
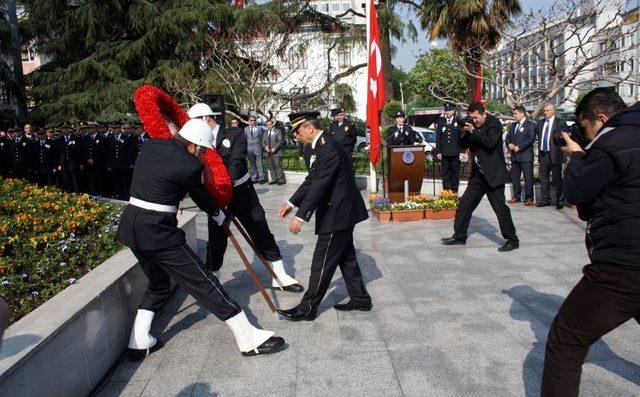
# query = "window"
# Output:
<box><xmin>321</xmin><ymin>2</ymin><xmax>329</xmax><ymax>12</ymax></box>
<box><xmin>338</xmin><ymin>51</ymin><xmax>350</xmax><ymax>68</ymax></box>
<box><xmin>332</xmin><ymin>2</ymin><xmax>340</xmax><ymax>12</ymax></box>
<box><xmin>617</xmin><ymin>84</ymin><xmax>627</xmax><ymax>97</ymax></box>
<box><xmin>630</xmin><ymin>84</ymin><xmax>636</xmax><ymax>98</ymax></box>
<box><xmin>21</xmin><ymin>48</ymin><xmax>35</xmax><ymax>62</ymax></box>
<box><xmin>342</xmin><ymin>1</ymin><xmax>351</xmax><ymax>11</ymax></box>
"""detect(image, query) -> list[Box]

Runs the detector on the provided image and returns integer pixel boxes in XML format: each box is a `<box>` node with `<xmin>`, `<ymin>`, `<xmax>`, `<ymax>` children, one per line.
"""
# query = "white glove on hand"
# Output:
<box><xmin>212</xmin><ymin>211</ymin><xmax>226</xmax><ymax>226</ymax></box>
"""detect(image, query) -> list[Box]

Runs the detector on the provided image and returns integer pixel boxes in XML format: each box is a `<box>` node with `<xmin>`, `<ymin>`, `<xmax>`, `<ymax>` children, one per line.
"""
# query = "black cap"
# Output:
<box><xmin>330</xmin><ymin>107</ymin><xmax>344</xmax><ymax>117</ymax></box>
<box><xmin>288</xmin><ymin>111</ymin><xmax>320</xmax><ymax>133</ymax></box>
<box><xmin>444</xmin><ymin>102</ymin><xmax>455</xmax><ymax>111</ymax></box>
<box><xmin>394</xmin><ymin>110</ymin><xmax>406</xmax><ymax>118</ymax></box>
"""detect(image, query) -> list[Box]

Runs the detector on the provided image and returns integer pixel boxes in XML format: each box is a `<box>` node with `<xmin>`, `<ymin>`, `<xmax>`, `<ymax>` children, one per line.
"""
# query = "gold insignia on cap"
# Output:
<box><xmin>291</xmin><ymin>117</ymin><xmax>307</xmax><ymax>131</ymax></box>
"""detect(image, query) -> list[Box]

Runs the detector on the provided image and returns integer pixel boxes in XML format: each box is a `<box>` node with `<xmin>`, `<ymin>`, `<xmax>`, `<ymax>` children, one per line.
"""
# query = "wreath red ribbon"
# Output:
<box><xmin>133</xmin><ymin>85</ymin><xmax>233</xmax><ymax>207</ymax></box>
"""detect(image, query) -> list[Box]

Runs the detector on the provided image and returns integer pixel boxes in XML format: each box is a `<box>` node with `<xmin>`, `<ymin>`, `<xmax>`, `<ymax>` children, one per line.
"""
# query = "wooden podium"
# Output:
<box><xmin>386</xmin><ymin>145</ymin><xmax>426</xmax><ymax>203</ymax></box>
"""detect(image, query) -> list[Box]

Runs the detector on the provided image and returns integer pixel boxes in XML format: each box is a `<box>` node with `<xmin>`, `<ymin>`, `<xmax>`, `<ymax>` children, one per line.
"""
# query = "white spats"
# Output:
<box><xmin>225</xmin><ymin>311</ymin><xmax>274</xmax><ymax>353</ymax></box>
<box><xmin>128</xmin><ymin>309</ymin><xmax>157</xmax><ymax>350</ymax></box>
<box><xmin>270</xmin><ymin>260</ymin><xmax>299</xmax><ymax>288</ymax></box>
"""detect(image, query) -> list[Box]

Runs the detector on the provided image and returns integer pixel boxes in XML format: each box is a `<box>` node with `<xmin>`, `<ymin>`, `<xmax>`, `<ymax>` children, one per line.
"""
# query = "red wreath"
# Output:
<box><xmin>133</xmin><ymin>85</ymin><xmax>233</xmax><ymax>207</ymax></box>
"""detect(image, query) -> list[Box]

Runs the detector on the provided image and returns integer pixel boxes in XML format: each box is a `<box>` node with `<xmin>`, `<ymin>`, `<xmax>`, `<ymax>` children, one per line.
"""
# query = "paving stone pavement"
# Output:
<box><xmin>96</xmin><ymin>184</ymin><xmax>640</xmax><ymax>397</ymax></box>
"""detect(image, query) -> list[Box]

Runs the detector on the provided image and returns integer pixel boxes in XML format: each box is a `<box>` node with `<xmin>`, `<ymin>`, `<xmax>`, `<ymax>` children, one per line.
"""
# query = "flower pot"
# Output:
<box><xmin>372</xmin><ymin>209</ymin><xmax>392</xmax><ymax>222</ymax></box>
<box><xmin>426</xmin><ymin>208</ymin><xmax>457</xmax><ymax>220</ymax></box>
<box><xmin>392</xmin><ymin>209</ymin><xmax>424</xmax><ymax>222</ymax></box>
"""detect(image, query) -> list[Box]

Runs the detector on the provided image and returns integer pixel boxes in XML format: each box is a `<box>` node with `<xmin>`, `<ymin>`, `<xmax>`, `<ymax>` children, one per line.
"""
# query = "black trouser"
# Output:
<box><xmin>206</xmin><ymin>181</ymin><xmax>282</xmax><ymax>272</ymax></box>
<box><xmin>542</xmin><ymin>264</ymin><xmax>640</xmax><ymax>397</ymax></box>
<box><xmin>110</xmin><ymin>169</ymin><xmax>129</xmax><ymax>200</ymax></box>
<box><xmin>441</xmin><ymin>155</ymin><xmax>461</xmax><ymax>192</ymax></box>
<box><xmin>453</xmin><ymin>172</ymin><xmax>518</xmax><ymax>243</ymax></box>
<box><xmin>539</xmin><ymin>152</ymin><xmax>563</xmax><ymax>204</ymax></box>
<box><xmin>61</xmin><ymin>170</ymin><xmax>79</xmax><ymax>193</ymax></box>
<box><xmin>511</xmin><ymin>161</ymin><xmax>534</xmax><ymax>201</ymax></box>
<box><xmin>87</xmin><ymin>166</ymin><xmax>106</xmax><ymax>196</ymax></box>
<box><xmin>36</xmin><ymin>172</ymin><xmax>53</xmax><ymax>187</ymax></box>
<box><xmin>296</xmin><ymin>227</ymin><xmax>371</xmax><ymax>314</ymax></box>
<box><xmin>132</xmin><ymin>245</ymin><xmax>241</xmax><ymax>321</ymax></box>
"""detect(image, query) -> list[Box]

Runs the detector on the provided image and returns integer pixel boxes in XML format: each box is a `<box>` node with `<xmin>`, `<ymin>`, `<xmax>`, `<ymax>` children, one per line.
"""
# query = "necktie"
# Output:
<box><xmin>542</xmin><ymin>121</ymin><xmax>550</xmax><ymax>152</ymax></box>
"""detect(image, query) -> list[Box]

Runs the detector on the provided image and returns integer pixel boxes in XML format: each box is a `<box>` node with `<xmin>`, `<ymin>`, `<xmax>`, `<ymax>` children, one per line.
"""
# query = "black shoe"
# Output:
<box><xmin>536</xmin><ymin>202</ymin><xmax>550</xmax><ymax>207</ymax></box>
<box><xmin>556</xmin><ymin>203</ymin><xmax>564</xmax><ymax>209</ymax></box>
<box><xmin>268</xmin><ymin>181</ymin><xmax>277</xmax><ymax>185</ymax></box>
<box><xmin>333</xmin><ymin>301</ymin><xmax>372</xmax><ymax>312</ymax></box>
<box><xmin>273</xmin><ymin>283</ymin><xmax>304</xmax><ymax>293</ymax></box>
<box><xmin>277</xmin><ymin>307</ymin><xmax>316</xmax><ymax>322</ymax></box>
<box><xmin>441</xmin><ymin>237</ymin><xmax>466</xmax><ymax>245</ymax></box>
<box><xmin>498</xmin><ymin>241</ymin><xmax>519</xmax><ymax>252</ymax></box>
<box><xmin>259</xmin><ymin>180</ymin><xmax>267</xmax><ymax>185</ymax></box>
<box><xmin>127</xmin><ymin>339</ymin><xmax>164</xmax><ymax>362</ymax></box>
<box><xmin>241</xmin><ymin>336</ymin><xmax>286</xmax><ymax>356</ymax></box>
<box><xmin>277</xmin><ymin>181</ymin><xmax>286</xmax><ymax>185</ymax></box>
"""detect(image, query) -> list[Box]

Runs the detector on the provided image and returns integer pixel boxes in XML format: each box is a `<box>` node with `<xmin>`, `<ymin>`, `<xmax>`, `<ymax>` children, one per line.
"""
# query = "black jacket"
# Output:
<box><xmin>58</xmin><ymin>134</ymin><xmax>82</xmax><ymax>171</ymax></box>
<box><xmin>386</xmin><ymin>124</ymin><xmax>418</xmax><ymax>146</ymax></box>
<box><xmin>537</xmin><ymin>117</ymin><xmax>568</xmax><ymax>165</ymax></box>
<box><xmin>117</xmin><ymin>139</ymin><xmax>220</xmax><ymax>251</ymax></box>
<box><xmin>329</xmin><ymin>119</ymin><xmax>357</xmax><ymax>153</ymax></box>
<box><xmin>435</xmin><ymin>116</ymin><xmax>463</xmax><ymax>156</ymax></box>
<box><xmin>129</xmin><ymin>132</ymin><xmax>148</xmax><ymax>166</ymax></box>
<box><xmin>82</xmin><ymin>133</ymin><xmax>108</xmax><ymax>169</ymax></box>
<box><xmin>10</xmin><ymin>136</ymin><xmax>31</xmax><ymax>172</ymax></box>
<box><xmin>215</xmin><ymin>126</ymin><xmax>248</xmax><ymax>183</ymax></box>
<box><xmin>32</xmin><ymin>139</ymin><xmax>58</xmax><ymax>174</ymax></box>
<box><xmin>460</xmin><ymin>114</ymin><xmax>509</xmax><ymax>188</ymax></box>
<box><xmin>505</xmin><ymin>119</ymin><xmax>537</xmax><ymax>163</ymax></box>
<box><xmin>107</xmin><ymin>133</ymin><xmax>130</xmax><ymax>170</ymax></box>
<box><xmin>289</xmin><ymin>132</ymin><xmax>368</xmax><ymax>234</ymax></box>
<box><xmin>0</xmin><ymin>136</ymin><xmax>11</xmax><ymax>173</ymax></box>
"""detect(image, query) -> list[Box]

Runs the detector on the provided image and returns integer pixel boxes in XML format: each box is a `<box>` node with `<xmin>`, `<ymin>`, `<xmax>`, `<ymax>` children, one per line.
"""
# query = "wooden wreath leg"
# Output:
<box><xmin>229</xmin><ymin>216</ymin><xmax>280</xmax><ymax>282</ymax></box>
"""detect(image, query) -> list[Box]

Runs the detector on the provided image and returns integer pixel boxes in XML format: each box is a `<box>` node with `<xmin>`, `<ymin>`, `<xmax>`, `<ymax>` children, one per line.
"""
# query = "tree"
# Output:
<box><xmin>419</xmin><ymin>0</ymin><xmax>522</xmax><ymax>101</ymax></box>
<box><xmin>405</xmin><ymin>49</ymin><xmax>468</xmax><ymax>107</ymax></box>
<box><xmin>3</xmin><ymin>0</ymin><xmax>27</xmax><ymax>123</ymax></box>
<box><xmin>383</xmin><ymin>99</ymin><xmax>402</xmax><ymax>121</ymax></box>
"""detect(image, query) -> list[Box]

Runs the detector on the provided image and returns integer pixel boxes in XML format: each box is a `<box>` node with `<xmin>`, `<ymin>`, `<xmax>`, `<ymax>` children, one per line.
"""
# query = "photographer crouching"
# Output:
<box><xmin>541</xmin><ymin>88</ymin><xmax>640</xmax><ymax>396</ymax></box>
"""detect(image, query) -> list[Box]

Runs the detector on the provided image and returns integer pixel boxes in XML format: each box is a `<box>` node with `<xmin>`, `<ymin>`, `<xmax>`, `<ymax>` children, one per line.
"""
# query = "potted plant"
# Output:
<box><xmin>425</xmin><ymin>193</ymin><xmax>458</xmax><ymax>220</ymax></box>
<box><xmin>391</xmin><ymin>201</ymin><xmax>424</xmax><ymax>222</ymax></box>
<box><xmin>370</xmin><ymin>195</ymin><xmax>393</xmax><ymax>222</ymax></box>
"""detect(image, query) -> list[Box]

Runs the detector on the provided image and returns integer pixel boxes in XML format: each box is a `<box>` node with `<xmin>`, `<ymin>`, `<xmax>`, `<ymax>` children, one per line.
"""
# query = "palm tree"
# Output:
<box><xmin>419</xmin><ymin>0</ymin><xmax>522</xmax><ymax>102</ymax></box>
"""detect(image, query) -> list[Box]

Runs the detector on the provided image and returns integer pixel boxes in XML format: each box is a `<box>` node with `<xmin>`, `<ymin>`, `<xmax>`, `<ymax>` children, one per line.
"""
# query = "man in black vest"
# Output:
<box><xmin>435</xmin><ymin>102</ymin><xmax>463</xmax><ymax>192</ymax></box>
<box><xmin>32</xmin><ymin>128</ymin><xmax>58</xmax><ymax>187</ymax></box>
<box><xmin>276</xmin><ymin>111</ymin><xmax>371</xmax><ymax>321</ymax></box>
<box><xmin>541</xmin><ymin>89</ymin><xmax>639</xmax><ymax>397</ymax></box>
<box><xmin>58</xmin><ymin>124</ymin><xmax>82</xmax><ymax>193</ymax></box>
<box><xmin>537</xmin><ymin>103</ymin><xmax>568</xmax><ymax>209</ymax></box>
<box><xmin>386</xmin><ymin>111</ymin><xmax>418</xmax><ymax>146</ymax></box>
<box><xmin>329</xmin><ymin>107</ymin><xmax>357</xmax><ymax>158</ymax></box>
<box><xmin>506</xmin><ymin>106</ymin><xmax>537</xmax><ymax>205</ymax></box>
<box><xmin>188</xmin><ymin>104</ymin><xmax>302</xmax><ymax>292</ymax></box>
<box><xmin>118</xmin><ymin>119</ymin><xmax>284</xmax><ymax>360</ymax></box>
<box><xmin>441</xmin><ymin>102</ymin><xmax>519</xmax><ymax>252</ymax></box>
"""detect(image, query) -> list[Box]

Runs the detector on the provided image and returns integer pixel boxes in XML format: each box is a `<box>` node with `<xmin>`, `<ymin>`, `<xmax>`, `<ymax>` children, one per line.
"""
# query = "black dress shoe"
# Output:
<box><xmin>273</xmin><ymin>283</ymin><xmax>304</xmax><ymax>293</ymax></box>
<box><xmin>441</xmin><ymin>237</ymin><xmax>466</xmax><ymax>245</ymax></box>
<box><xmin>127</xmin><ymin>339</ymin><xmax>164</xmax><ymax>362</ymax></box>
<box><xmin>333</xmin><ymin>301</ymin><xmax>372</xmax><ymax>312</ymax></box>
<box><xmin>556</xmin><ymin>203</ymin><xmax>564</xmax><ymax>209</ymax></box>
<box><xmin>259</xmin><ymin>180</ymin><xmax>267</xmax><ymax>184</ymax></box>
<box><xmin>268</xmin><ymin>181</ymin><xmax>277</xmax><ymax>185</ymax></box>
<box><xmin>277</xmin><ymin>307</ymin><xmax>316</xmax><ymax>321</ymax></box>
<box><xmin>498</xmin><ymin>241</ymin><xmax>519</xmax><ymax>252</ymax></box>
<box><xmin>241</xmin><ymin>336</ymin><xmax>285</xmax><ymax>356</ymax></box>
<box><xmin>277</xmin><ymin>181</ymin><xmax>286</xmax><ymax>185</ymax></box>
<box><xmin>536</xmin><ymin>202</ymin><xmax>550</xmax><ymax>207</ymax></box>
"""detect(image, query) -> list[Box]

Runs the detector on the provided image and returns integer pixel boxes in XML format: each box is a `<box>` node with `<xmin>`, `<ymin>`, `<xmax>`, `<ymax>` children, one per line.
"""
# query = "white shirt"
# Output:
<box><xmin>446</xmin><ymin>118</ymin><xmax>453</xmax><ymax>125</ymax></box>
<box><xmin>543</xmin><ymin>116</ymin><xmax>555</xmax><ymax>150</ymax></box>
<box><xmin>212</xmin><ymin>124</ymin><xmax>220</xmax><ymax>147</ymax></box>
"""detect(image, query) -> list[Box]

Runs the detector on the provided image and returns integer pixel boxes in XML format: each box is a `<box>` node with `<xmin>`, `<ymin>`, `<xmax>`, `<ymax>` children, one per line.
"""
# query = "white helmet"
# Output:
<box><xmin>178</xmin><ymin>119</ymin><xmax>214</xmax><ymax>149</ymax></box>
<box><xmin>188</xmin><ymin>103</ymin><xmax>215</xmax><ymax>119</ymax></box>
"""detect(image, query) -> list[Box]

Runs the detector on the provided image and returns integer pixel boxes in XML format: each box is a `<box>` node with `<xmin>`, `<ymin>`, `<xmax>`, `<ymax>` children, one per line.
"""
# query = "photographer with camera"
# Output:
<box><xmin>541</xmin><ymin>88</ymin><xmax>640</xmax><ymax>397</ymax></box>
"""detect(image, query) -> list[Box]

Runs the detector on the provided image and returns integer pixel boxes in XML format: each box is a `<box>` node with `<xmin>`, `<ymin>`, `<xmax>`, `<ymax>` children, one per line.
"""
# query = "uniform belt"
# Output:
<box><xmin>234</xmin><ymin>173</ymin><xmax>251</xmax><ymax>188</ymax></box>
<box><xmin>129</xmin><ymin>197</ymin><xmax>177</xmax><ymax>213</ymax></box>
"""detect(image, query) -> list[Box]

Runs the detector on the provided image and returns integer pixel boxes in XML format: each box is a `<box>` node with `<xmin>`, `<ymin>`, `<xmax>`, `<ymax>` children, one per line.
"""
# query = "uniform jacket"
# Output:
<box><xmin>215</xmin><ymin>125</ymin><xmax>249</xmax><ymax>183</ymax></box>
<box><xmin>129</xmin><ymin>132</ymin><xmax>148</xmax><ymax>166</ymax></box>
<box><xmin>262</xmin><ymin>127</ymin><xmax>284</xmax><ymax>157</ymax></box>
<box><xmin>0</xmin><ymin>136</ymin><xmax>10</xmax><ymax>172</ymax></box>
<box><xmin>289</xmin><ymin>132</ymin><xmax>368</xmax><ymax>235</ymax></box>
<box><xmin>32</xmin><ymin>138</ymin><xmax>58</xmax><ymax>174</ymax></box>
<box><xmin>329</xmin><ymin>119</ymin><xmax>357</xmax><ymax>153</ymax></box>
<box><xmin>537</xmin><ymin>116</ymin><xmax>568</xmax><ymax>165</ymax></box>
<box><xmin>58</xmin><ymin>134</ymin><xmax>82</xmax><ymax>171</ymax></box>
<box><xmin>82</xmin><ymin>133</ymin><xmax>108</xmax><ymax>169</ymax></box>
<box><xmin>505</xmin><ymin>119</ymin><xmax>537</xmax><ymax>163</ymax></box>
<box><xmin>435</xmin><ymin>116</ymin><xmax>463</xmax><ymax>156</ymax></box>
<box><xmin>117</xmin><ymin>139</ymin><xmax>220</xmax><ymax>251</ymax></box>
<box><xmin>10</xmin><ymin>135</ymin><xmax>31</xmax><ymax>172</ymax></box>
<box><xmin>386</xmin><ymin>124</ymin><xmax>418</xmax><ymax>146</ymax></box>
<box><xmin>244</xmin><ymin>125</ymin><xmax>263</xmax><ymax>154</ymax></box>
<box><xmin>459</xmin><ymin>114</ymin><xmax>510</xmax><ymax>188</ymax></box>
<box><xmin>107</xmin><ymin>133</ymin><xmax>130</xmax><ymax>170</ymax></box>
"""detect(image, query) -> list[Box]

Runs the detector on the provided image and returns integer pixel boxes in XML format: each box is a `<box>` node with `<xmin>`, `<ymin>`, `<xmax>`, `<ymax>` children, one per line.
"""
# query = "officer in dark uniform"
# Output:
<box><xmin>118</xmin><ymin>118</ymin><xmax>284</xmax><ymax>360</ymax></box>
<box><xmin>277</xmin><ymin>111</ymin><xmax>372</xmax><ymax>322</ymax></box>
<box><xmin>188</xmin><ymin>104</ymin><xmax>303</xmax><ymax>291</ymax></box>
<box><xmin>107</xmin><ymin>125</ymin><xmax>131</xmax><ymax>199</ymax></box>
<box><xmin>82</xmin><ymin>124</ymin><xmax>108</xmax><ymax>196</ymax></box>
<box><xmin>435</xmin><ymin>102</ymin><xmax>464</xmax><ymax>192</ymax></box>
<box><xmin>32</xmin><ymin>128</ymin><xmax>58</xmax><ymax>187</ymax></box>
<box><xmin>0</xmin><ymin>129</ymin><xmax>10</xmax><ymax>177</ymax></box>
<box><xmin>10</xmin><ymin>127</ymin><xmax>31</xmax><ymax>179</ymax></box>
<box><xmin>129</xmin><ymin>124</ymin><xmax>148</xmax><ymax>165</ymax></box>
<box><xmin>386</xmin><ymin>111</ymin><xmax>419</xmax><ymax>146</ymax></box>
<box><xmin>58</xmin><ymin>123</ymin><xmax>82</xmax><ymax>193</ymax></box>
<box><xmin>329</xmin><ymin>107</ymin><xmax>357</xmax><ymax>157</ymax></box>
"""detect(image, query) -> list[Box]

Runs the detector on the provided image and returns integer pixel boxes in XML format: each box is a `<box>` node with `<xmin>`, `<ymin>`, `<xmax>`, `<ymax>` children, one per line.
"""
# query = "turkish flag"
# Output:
<box><xmin>367</xmin><ymin>0</ymin><xmax>385</xmax><ymax>166</ymax></box>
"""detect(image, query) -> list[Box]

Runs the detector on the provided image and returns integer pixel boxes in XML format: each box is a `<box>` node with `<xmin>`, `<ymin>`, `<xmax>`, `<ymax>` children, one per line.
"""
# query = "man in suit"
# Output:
<box><xmin>386</xmin><ymin>111</ymin><xmax>419</xmax><ymax>146</ymax></box>
<box><xmin>118</xmin><ymin>119</ymin><xmax>284</xmax><ymax>360</ymax></box>
<box><xmin>32</xmin><ymin>128</ymin><xmax>58</xmax><ymax>187</ymax></box>
<box><xmin>435</xmin><ymin>102</ymin><xmax>464</xmax><ymax>192</ymax></box>
<box><xmin>82</xmin><ymin>125</ymin><xmax>108</xmax><ymax>196</ymax></box>
<box><xmin>442</xmin><ymin>102</ymin><xmax>519</xmax><ymax>252</ymax></box>
<box><xmin>107</xmin><ymin>124</ymin><xmax>131</xmax><ymax>200</ymax></box>
<box><xmin>244</xmin><ymin>116</ymin><xmax>266</xmax><ymax>184</ymax></box>
<box><xmin>188</xmin><ymin>104</ymin><xmax>302</xmax><ymax>292</ymax></box>
<box><xmin>58</xmin><ymin>124</ymin><xmax>82</xmax><ymax>193</ymax></box>
<box><xmin>506</xmin><ymin>106</ymin><xmax>537</xmax><ymax>205</ymax></box>
<box><xmin>262</xmin><ymin>119</ymin><xmax>286</xmax><ymax>185</ymax></box>
<box><xmin>537</xmin><ymin>103</ymin><xmax>568</xmax><ymax>209</ymax></box>
<box><xmin>276</xmin><ymin>111</ymin><xmax>372</xmax><ymax>322</ymax></box>
<box><xmin>329</xmin><ymin>107</ymin><xmax>357</xmax><ymax>159</ymax></box>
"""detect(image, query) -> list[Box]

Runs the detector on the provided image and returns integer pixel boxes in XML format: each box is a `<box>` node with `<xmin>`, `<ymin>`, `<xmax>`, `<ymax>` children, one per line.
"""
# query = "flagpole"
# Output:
<box><xmin>367</xmin><ymin>0</ymin><xmax>378</xmax><ymax>194</ymax></box>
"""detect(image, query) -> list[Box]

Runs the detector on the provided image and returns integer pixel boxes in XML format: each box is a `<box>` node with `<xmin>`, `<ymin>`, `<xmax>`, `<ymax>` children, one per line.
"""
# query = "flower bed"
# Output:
<box><xmin>0</xmin><ymin>178</ymin><xmax>123</xmax><ymax>324</ymax></box>
<box><xmin>369</xmin><ymin>190</ymin><xmax>459</xmax><ymax>222</ymax></box>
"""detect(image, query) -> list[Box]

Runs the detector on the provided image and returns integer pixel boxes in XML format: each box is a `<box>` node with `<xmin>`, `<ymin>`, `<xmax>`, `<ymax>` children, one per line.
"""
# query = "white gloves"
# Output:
<box><xmin>212</xmin><ymin>210</ymin><xmax>226</xmax><ymax>226</ymax></box>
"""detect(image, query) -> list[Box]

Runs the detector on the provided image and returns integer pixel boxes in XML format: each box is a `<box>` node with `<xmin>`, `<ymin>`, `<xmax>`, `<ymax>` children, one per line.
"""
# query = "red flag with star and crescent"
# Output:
<box><xmin>367</xmin><ymin>0</ymin><xmax>385</xmax><ymax>166</ymax></box>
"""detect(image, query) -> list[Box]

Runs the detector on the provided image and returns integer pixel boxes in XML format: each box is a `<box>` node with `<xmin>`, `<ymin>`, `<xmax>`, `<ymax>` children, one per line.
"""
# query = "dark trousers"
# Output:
<box><xmin>441</xmin><ymin>155</ymin><xmax>461</xmax><ymax>192</ymax></box>
<box><xmin>296</xmin><ymin>228</ymin><xmax>371</xmax><ymax>314</ymax></box>
<box><xmin>206</xmin><ymin>182</ymin><xmax>282</xmax><ymax>272</ymax></box>
<box><xmin>542</xmin><ymin>264</ymin><xmax>640</xmax><ymax>397</ymax></box>
<box><xmin>453</xmin><ymin>172</ymin><xmax>518</xmax><ymax>242</ymax></box>
<box><xmin>267</xmin><ymin>154</ymin><xmax>286</xmax><ymax>183</ymax></box>
<box><xmin>87</xmin><ymin>166</ymin><xmax>105</xmax><ymax>196</ymax></box>
<box><xmin>511</xmin><ymin>161</ymin><xmax>534</xmax><ymax>201</ymax></box>
<box><xmin>61</xmin><ymin>170</ymin><xmax>79</xmax><ymax>193</ymax></box>
<box><xmin>111</xmin><ymin>169</ymin><xmax>129</xmax><ymax>200</ymax></box>
<box><xmin>539</xmin><ymin>152</ymin><xmax>563</xmax><ymax>204</ymax></box>
<box><xmin>132</xmin><ymin>245</ymin><xmax>241</xmax><ymax>321</ymax></box>
<box><xmin>36</xmin><ymin>172</ymin><xmax>53</xmax><ymax>187</ymax></box>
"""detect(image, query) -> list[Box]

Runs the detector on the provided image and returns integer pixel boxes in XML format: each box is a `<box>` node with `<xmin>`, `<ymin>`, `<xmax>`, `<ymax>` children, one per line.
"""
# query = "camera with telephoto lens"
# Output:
<box><xmin>461</xmin><ymin>116</ymin><xmax>475</xmax><ymax>127</ymax></box>
<box><xmin>556</xmin><ymin>118</ymin><xmax>589</xmax><ymax>149</ymax></box>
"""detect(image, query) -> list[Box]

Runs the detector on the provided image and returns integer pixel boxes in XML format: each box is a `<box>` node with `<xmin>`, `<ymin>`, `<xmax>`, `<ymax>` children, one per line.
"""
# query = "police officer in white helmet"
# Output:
<box><xmin>118</xmin><ymin>119</ymin><xmax>285</xmax><ymax>360</ymax></box>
